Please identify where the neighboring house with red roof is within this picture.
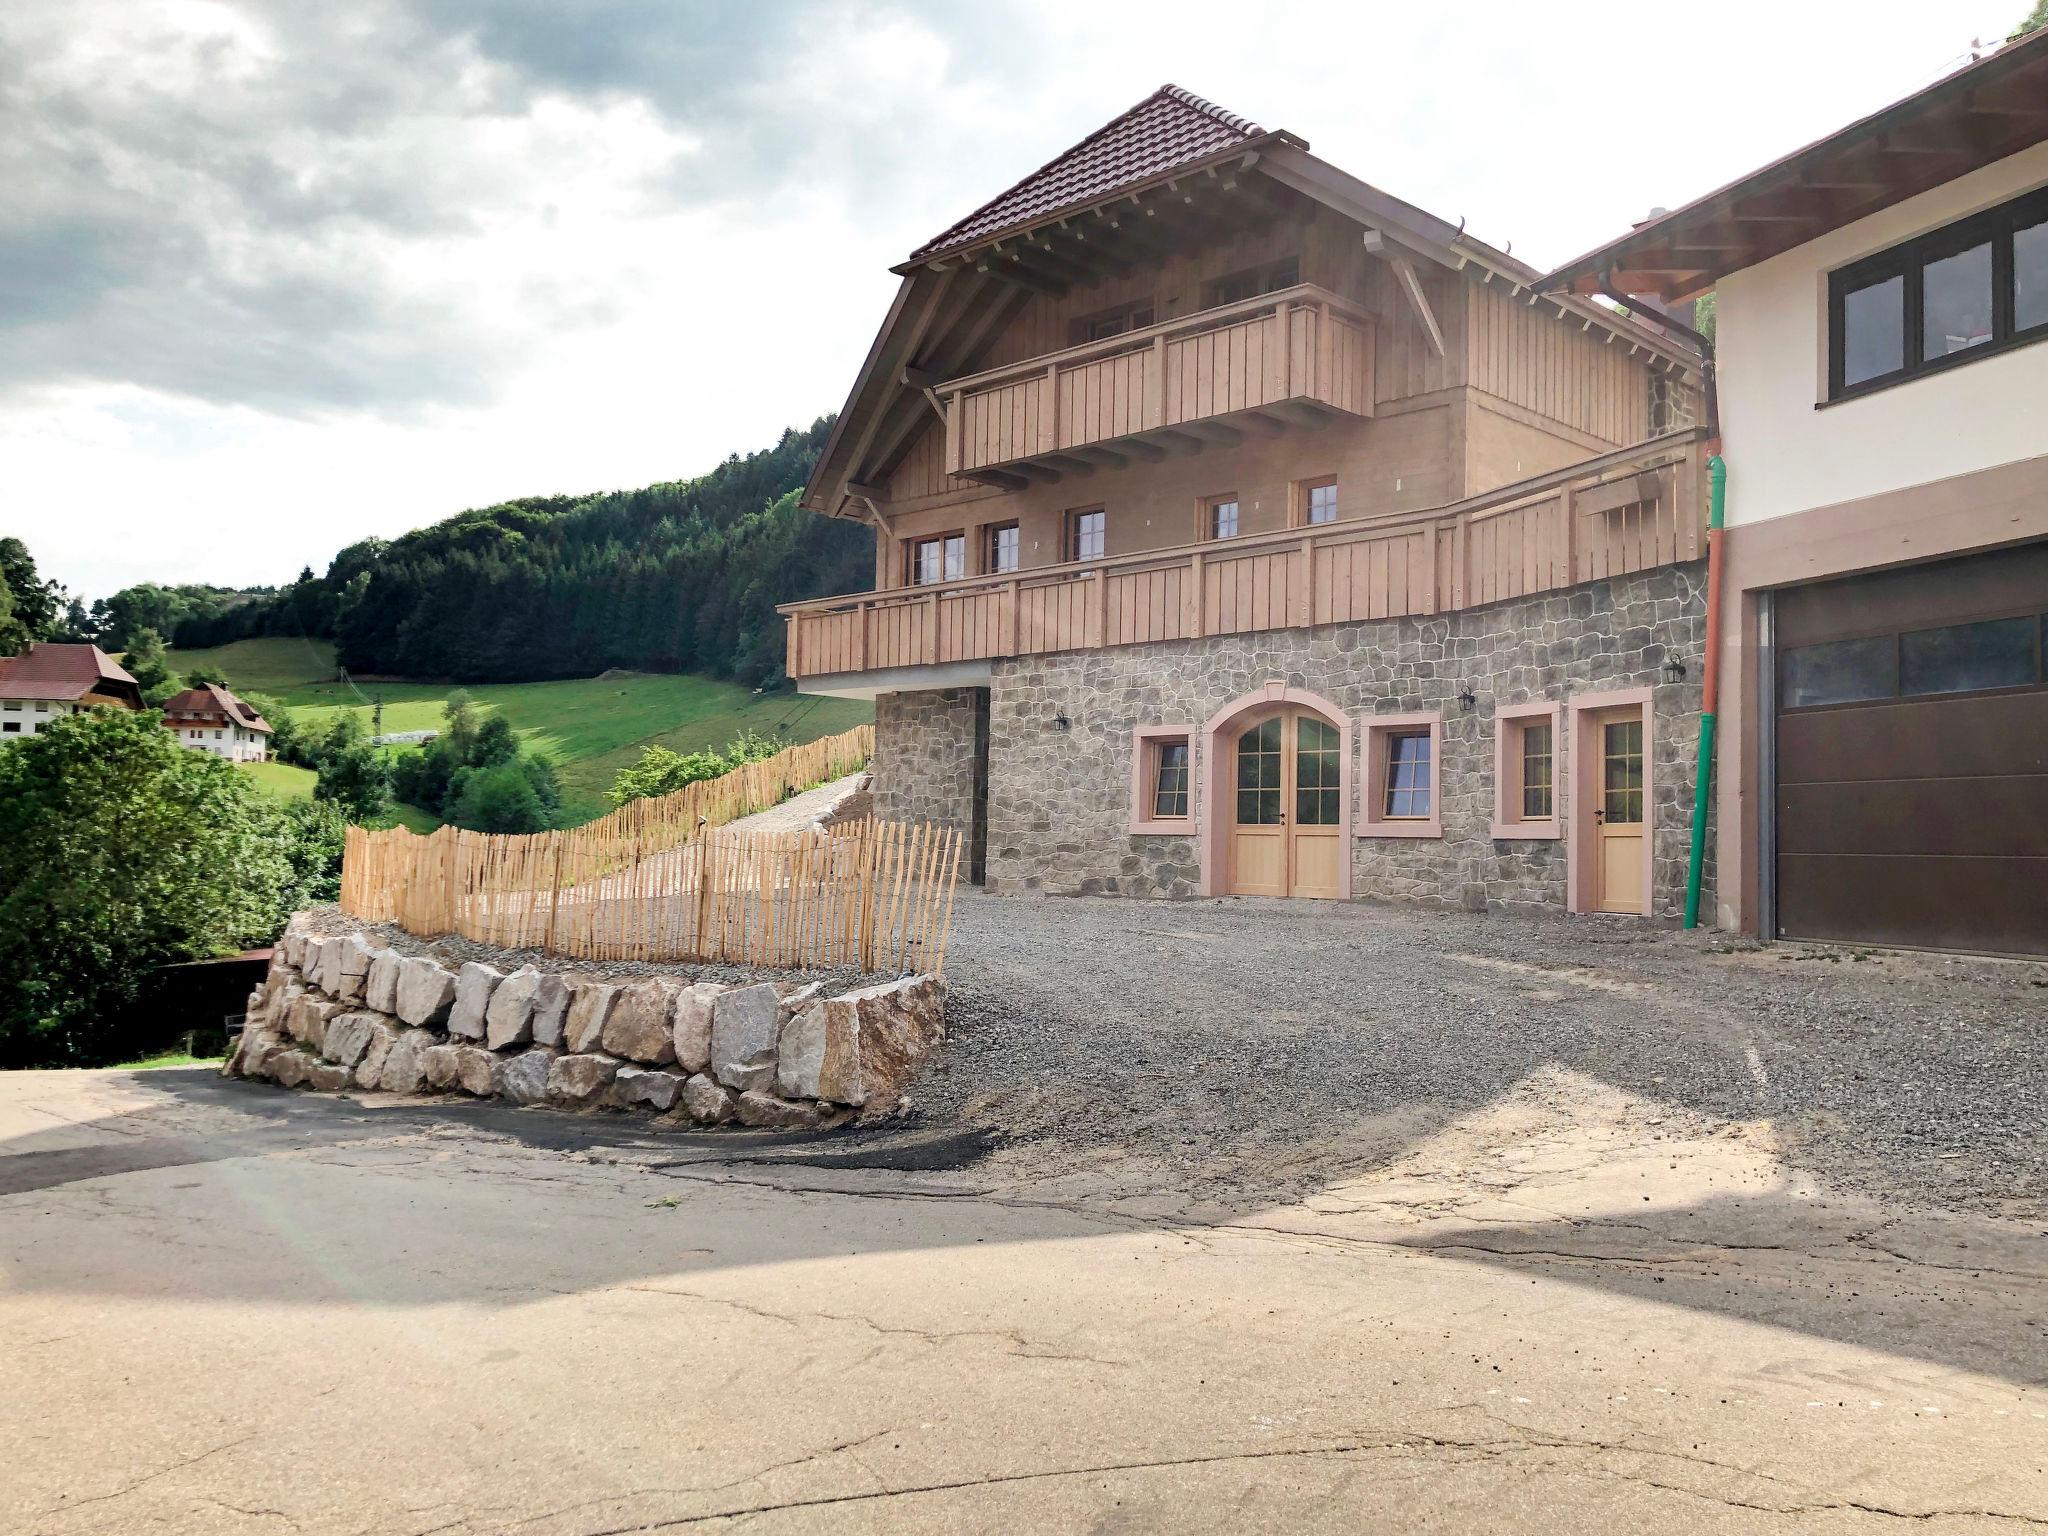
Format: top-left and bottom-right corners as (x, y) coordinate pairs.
(160, 683), (274, 763)
(0, 643), (143, 739)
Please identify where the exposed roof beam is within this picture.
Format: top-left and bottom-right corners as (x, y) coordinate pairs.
(1365, 230), (1446, 358)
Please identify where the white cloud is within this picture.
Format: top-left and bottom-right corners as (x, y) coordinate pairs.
(0, 0), (2026, 600)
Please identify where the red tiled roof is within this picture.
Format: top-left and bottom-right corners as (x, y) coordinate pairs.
(908, 84), (1265, 261)
(0, 642), (140, 702)
(161, 683), (272, 733)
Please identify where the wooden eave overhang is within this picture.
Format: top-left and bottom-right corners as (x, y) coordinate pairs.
(1542, 30), (2048, 302)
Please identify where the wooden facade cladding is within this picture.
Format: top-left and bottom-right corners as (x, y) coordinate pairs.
(941, 284), (1374, 479)
(783, 430), (1707, 680)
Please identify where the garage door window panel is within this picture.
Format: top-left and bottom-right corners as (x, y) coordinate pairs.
(1899, 615), (2040, 698)
(1781, 634), (1898, 709)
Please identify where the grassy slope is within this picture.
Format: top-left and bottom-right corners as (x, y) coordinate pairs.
(168, 637), (873, 826)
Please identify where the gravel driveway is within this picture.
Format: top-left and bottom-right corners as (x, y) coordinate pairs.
(921, 891), (2048, 1219)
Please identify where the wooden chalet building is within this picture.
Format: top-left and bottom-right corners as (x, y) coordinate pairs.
(0, 643), (142, 737)
(783, 86), (1713, 916)
(160, 683), (274, 763)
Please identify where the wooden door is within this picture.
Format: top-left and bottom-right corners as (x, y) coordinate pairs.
(1230, 715), (1288, 897)
(1593, 712), (1646, 914)
(1229, 709), (1343, 899)
(1289, 714), (1342, 899)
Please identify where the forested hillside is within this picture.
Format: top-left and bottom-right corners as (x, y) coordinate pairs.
(164, 418), (868, 686)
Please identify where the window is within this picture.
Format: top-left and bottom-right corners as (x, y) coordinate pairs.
(1491, 701), (1562, 839)
(1152, 742), (1189, 819)
(1066, 507), (1105, 562)
(1900, 616), (2039, 696)
(1235, 716), (1284, 825)
(907, 532), (965, 586)
(1072, 301), (1156, 345)
(1127, 725), (1195, 835)
(1828, 183), (2048, 400)
(1781, 634), (1897, 708)
(1602, 719), (1644, 825)
(1, 700), (18, 711)
(1295, 716), (1340, 826)
(33, 701), (48, 713)
(1300, 478), (1338, 527)
(987, 522), (1020, 575)
(1205, 494), (1239, 540)
(1383, 733), (1432, 819)
(1361, 713), (1443, 838)
(1205, 256), (1299, 308)
(2, 722), (17, 734)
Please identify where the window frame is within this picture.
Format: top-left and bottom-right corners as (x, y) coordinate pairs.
(985, 521), (1021, 575)
(1826, 182), (2048, 405)
(1491, 700), (1563, 840)
(1065, 506), (1106, 563)
(1203, 256), (1301, 309)
(904, 529), (966, 587)
(1202, 492), (1240, 542)
(1294, 476), (1339, 528)
(1359, 712), (1443, 840)
(1128, 725), (1197, 835)
(1069, 299), (1158, 346)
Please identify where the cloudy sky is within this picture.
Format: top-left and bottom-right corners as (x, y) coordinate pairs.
(1, 0), (2025, 600)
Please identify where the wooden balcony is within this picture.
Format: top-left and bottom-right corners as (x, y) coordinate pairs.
(781, 431), (1708, 685)
(942, 283), (1375, 485)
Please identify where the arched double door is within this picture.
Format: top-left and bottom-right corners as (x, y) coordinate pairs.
(1228, 707), (1343, 899)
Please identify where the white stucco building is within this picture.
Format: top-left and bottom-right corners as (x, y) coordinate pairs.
(0, 643), (144, 737)
(161, 683), (274, 763)
(1548, 31), (2048, 957)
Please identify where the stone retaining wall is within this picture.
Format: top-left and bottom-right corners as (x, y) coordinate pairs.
(224, 916), (947, 1129)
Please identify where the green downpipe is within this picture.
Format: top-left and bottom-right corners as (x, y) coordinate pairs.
(1683, 455), (1727, 929)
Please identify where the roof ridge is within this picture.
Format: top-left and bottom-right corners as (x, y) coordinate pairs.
(907, 83), (1262, 261)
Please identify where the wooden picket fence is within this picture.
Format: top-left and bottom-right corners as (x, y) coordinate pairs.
(337, 723), (961, 972)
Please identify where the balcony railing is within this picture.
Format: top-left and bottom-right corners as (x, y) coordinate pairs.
(942, 282), (1375, 481)
(781, 431), (1708, 683)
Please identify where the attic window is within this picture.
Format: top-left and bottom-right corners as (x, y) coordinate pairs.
(1206, 257), (1299, 308)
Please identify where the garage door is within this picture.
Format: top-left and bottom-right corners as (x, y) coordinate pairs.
(1775, 542), (2048, 956)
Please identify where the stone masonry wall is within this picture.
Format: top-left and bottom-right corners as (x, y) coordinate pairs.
(224, 916), (947, 1126)
(977, 563), (1711, 918)
(872, 687), (988, 880)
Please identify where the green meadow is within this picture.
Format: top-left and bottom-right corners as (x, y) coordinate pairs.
(167, 637), (872, 827)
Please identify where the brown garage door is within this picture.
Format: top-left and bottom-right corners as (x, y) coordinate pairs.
(1775, 542), (2048, 956)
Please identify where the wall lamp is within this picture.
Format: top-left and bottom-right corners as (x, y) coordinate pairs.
(1052, 708), (1072, 732)
(1457, 686), (1477, 710)
(1663, 657), (1688, 681)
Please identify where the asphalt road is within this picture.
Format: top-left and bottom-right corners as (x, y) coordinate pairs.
(3, 1051), (2044, 1534)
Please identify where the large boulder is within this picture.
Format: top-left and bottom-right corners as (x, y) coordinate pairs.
(226, 1025), (284, 1080)
(679, 1073), (737, 1125)
(602, 979), (679, 1065)
(423, 1043), (467, 1091)
(286, 994), (344, 1055)
(614, 1065), (681, 1112)
(354, 1021), (400, 1088)
(529, 973), (571, 1049)
(454, 1045), (502, 1098)
(670, 982), (722, 1075)
(735, 1090), (826, 1130)
(315, 935), (374, 1004)
(547, 1052), (620, 1106)
(447, 962), (503, 1041)
(776, 975), (946, 1109)
(364, 948), (404, 1015)
(270, 1050), (315, 1089)
(484, 966), (543, 1050)
(376, 1028), (440, 1095)
(322, 1011), (381, 1071)
(498, 1047), (556, 1105)
(395, 957), (457, 1027)
(563, 979), (618, 1054)
(710, 983), (782, 1092)
(304, 1060), (353, 1093)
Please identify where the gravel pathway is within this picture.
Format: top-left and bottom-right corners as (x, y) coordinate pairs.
(919, 890), (2048, 1219)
